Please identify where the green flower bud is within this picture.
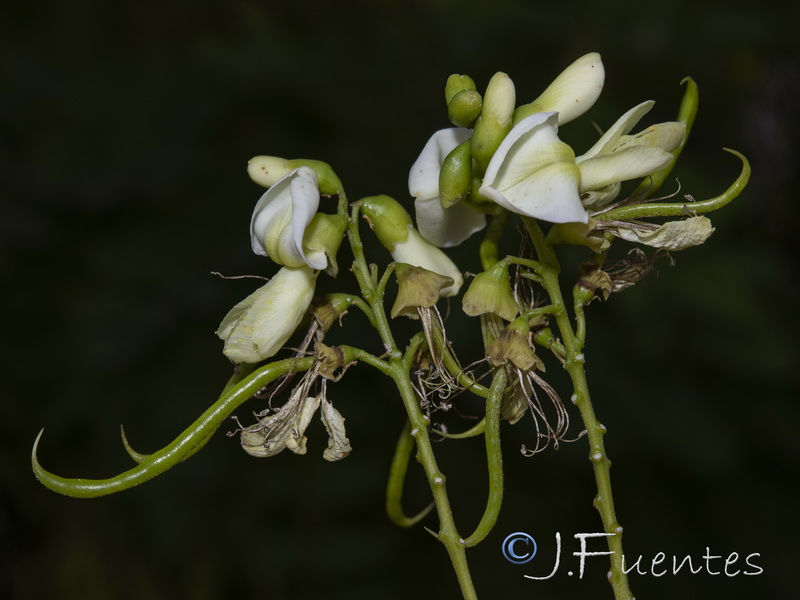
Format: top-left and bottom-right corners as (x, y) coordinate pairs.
(391, 263), (454, 319)
(448, 89), (483, 128)
(445, 74), (477, 104)
(248, 156), (292, 188)
(439, 140), (473, 208)
(486, 316), (544, 371)
(359, 195), (413, 250)
(286, 159), (344, 196)
(462, 262), (519, 321)
(302, 213), (348, 277)
(546, 220), (610, 253)
(472, 72), (516, 172)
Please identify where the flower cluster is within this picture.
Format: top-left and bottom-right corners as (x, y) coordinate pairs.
(217, 164), (346, 364)
(408, 53), (708, 252)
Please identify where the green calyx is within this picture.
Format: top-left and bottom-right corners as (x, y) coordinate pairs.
(486, 315), (543, 371)
(287, 159), (344, 196)
(462, 261), (519, 321)
(303, 213), (348, 276)
(358, 195), (413, 250)
(391, 263), (454, 319)
(546, 220), (610, 253)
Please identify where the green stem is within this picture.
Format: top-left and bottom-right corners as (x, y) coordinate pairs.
(389, 360), (477, 600)
(524, 217), (633, 600)
(347, 201), (478, 599)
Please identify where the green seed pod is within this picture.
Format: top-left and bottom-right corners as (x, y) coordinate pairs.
(448, 89), (483, 128)
(439, 140), (473, 208)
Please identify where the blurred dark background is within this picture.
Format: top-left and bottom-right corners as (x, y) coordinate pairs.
(2, 1), (797, 598)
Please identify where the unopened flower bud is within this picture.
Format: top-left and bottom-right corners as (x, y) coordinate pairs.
(486, 315), (543, 371)
(445, 74), (477, 104)
(286, 159), (344, 196)
(448, 89), (483, 128)
(391, 263), (454, 319)
(462, 262), (519, 321)
(302, 213), (348, 277)
(472, 72), (516, 172)
(248, 156), (292, 188)
(439, 140), (473, 208)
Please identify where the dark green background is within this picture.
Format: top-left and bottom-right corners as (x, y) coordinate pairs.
(2, 1), (797, 598)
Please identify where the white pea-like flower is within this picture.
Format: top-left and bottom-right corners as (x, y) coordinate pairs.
(409, 127), (486, 248)
(479, 112), (587, 223)
(250, 166), (327, 270)
(216, 265), (318, 364)
(391, 228), (464, 297)
(576, 101), (685, 208)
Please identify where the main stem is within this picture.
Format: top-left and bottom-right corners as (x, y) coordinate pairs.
(347, 204), (477, 599)
(524, 218), (634, 600)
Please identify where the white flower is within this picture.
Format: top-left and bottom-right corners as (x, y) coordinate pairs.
(576, 101), (685, 206)
(479, 112), (587, 223)
(409, 128), (486, 247)
(479, 102), (687, 223)
(250, 166), (327, 270)
(216, 265), (317, 364)
(391, 228), (464, 297)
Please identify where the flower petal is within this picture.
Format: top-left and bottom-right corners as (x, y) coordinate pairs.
(615, 121), (686, 154)
(320, 400), (352, 462)
(610, 216), (715, 250)
(250, 167), (324, 269)
(577, 101), (654, 162)
(578, 146), (674, 192)
(533, 52), (605, 125)
(481, 112), (586, 223)
(284, 395), (322, 455)
(391, 229), (463, 296)
(409, 128), (472, 201)
(217, 265), (317, 363)
(415, 196), (486, 247)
